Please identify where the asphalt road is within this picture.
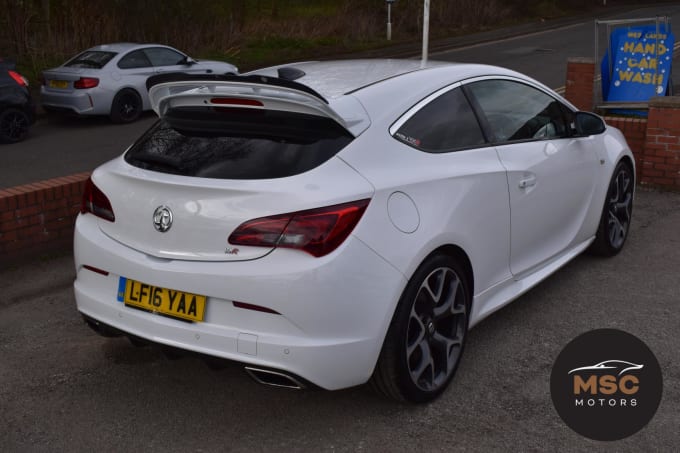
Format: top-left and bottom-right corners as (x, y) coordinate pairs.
(1, 189), (679, 451)
(2, 4), (680, 189)
(431, 3), (680, 90)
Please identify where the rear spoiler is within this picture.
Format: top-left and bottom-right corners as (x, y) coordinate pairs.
(146, 73), (370, 136)
(146, 73), (327, 104)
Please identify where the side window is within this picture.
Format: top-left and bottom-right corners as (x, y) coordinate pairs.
(144, 48), (185, 67)
(465, 80), (568, 142)
(117, 50), (152, 69)
(394, 87), (486, 153)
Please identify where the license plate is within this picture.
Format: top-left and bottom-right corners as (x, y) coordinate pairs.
(49, 80), (68, 89)
(117, 277), (206, 322)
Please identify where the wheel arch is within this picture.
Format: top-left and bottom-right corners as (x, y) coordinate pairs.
(421, 244), (474, 300)
(110, 87), (144, 122)
(112, 86), (143, 103)
(618, 155), (636, 186)
(118, 83), (151, 110)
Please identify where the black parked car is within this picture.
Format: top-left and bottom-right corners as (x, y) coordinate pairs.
(0, 58), (34, 143)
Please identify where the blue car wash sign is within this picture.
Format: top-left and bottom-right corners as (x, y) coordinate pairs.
(603, 25), (674, 103)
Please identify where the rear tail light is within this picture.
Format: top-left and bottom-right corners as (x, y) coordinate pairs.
(229, 199), (370, 257)
(8, 70), (28, 87)
(74, 77), (99, 89)
(81, 177), (115, 222)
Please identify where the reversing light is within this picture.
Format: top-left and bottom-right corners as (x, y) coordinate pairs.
(229, 199), (370, 257)
(74, 77), (99, 89)
(81, 177), (115, 222)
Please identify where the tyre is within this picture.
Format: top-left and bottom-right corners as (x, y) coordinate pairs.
(110, 89), (142, 123)
(0, 107), (30, 143)
(371, 253), (471, 403)
(589, 161), (634, 257)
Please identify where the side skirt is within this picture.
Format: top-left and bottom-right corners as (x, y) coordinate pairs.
(468, 237), (594, 328)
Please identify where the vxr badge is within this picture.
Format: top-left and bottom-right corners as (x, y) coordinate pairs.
(153, 206), (173, 232)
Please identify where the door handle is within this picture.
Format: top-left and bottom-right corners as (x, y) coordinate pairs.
(518, 175), (537, 189)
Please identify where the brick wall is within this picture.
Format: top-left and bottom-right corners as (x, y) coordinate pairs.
(603, 116), (648, 172)
(0, 172), (90, 268)
(565, 57), (595, 112)
(643, 97), (680, 187)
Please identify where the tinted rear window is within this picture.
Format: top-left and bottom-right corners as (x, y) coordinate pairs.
(125, 107), (353, 179)
(65, 51), (116, 69)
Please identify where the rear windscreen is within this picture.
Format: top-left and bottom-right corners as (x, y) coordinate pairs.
(65, 51), (116, 69)
(124, 107), (353, 179)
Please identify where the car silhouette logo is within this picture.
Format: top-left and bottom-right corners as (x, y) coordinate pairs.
(568, 360), (644, 376)
(153, 206), (173, 232)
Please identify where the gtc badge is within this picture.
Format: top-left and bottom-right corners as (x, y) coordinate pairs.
(153, 206), (173, 232)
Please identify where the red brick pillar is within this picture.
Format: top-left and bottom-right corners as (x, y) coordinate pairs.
(604, 117), (647, 172)
(564, 57), (595, 111)
(642, 97), (680, 189)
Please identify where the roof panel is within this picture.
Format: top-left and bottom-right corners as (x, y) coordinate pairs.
(247, 59), (451, 99)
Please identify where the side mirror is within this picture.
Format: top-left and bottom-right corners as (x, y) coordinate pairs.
(572, 112), (606, 136)
(182, 56), (197, 66)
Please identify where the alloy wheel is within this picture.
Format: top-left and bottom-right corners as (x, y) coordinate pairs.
(119, 94), (140, 121)
(0, 109), (29, 142)
(406, 267), (467, 392)
(607, 167), (633, 250)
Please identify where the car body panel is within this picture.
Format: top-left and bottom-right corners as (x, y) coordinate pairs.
(93, 155), (374, 262)
(495, 137), (600, 276)
(75, 213), (407, 390)
(73, 59), (635, 390)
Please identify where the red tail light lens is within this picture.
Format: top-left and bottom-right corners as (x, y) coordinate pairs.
(8, 70), (28, 87)
(229, 199), (370, 257)
(81, 177), (115, 222)
(74, 77), (99, 89)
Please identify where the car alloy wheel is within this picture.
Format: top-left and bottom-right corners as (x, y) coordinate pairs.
(606, 165), (633, 250)
(406, 266), (468, 392)
(110, 89), (142, 123)
(589, 161), (634, 256)
(0, 108), (30, 143)
(371, 253), (470, 403)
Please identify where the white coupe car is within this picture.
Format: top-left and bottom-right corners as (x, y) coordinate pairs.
(73, 59), (634, 402)
(41, 43), (237, 123)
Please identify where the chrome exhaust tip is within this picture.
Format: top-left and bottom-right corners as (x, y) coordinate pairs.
(244, 366), (305, 390)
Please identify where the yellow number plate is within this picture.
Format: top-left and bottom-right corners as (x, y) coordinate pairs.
(118, 277), (206, 322)
(49, 80), (68, 89)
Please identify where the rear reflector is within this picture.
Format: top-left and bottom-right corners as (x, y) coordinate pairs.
(210, 98), (264, 107)
(83, 265), (109, 276)
(233, 301), (281, 315)
(229, 199), (370, 257)
(74, 77), (99, 89)
(81, 177), (115, 222)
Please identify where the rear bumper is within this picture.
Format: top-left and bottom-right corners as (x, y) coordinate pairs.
(74, 214), (406, 390)
(40, 86), (106, 115)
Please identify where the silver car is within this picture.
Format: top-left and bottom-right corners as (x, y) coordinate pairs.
(41, 43), (238, 123)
